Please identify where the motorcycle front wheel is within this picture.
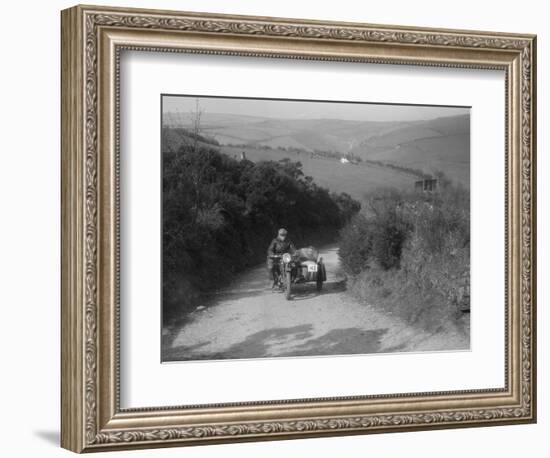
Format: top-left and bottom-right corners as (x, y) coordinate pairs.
(285, 271), (292, 300)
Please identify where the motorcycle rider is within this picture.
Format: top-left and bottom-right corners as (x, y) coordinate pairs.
(267, 228), (296, 288)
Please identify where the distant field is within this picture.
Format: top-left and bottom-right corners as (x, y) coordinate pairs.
(361, 133), (470, 186)
(164, 111), (470, 189)
(221, 145), (415, 204)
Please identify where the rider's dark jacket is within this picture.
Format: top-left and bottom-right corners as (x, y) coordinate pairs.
(267, 237), (296, 257)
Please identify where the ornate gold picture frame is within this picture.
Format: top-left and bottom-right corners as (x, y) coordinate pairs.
(61, 4), (536, 453)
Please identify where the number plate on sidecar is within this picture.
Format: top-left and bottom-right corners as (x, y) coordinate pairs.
(307, 264), (318, 272)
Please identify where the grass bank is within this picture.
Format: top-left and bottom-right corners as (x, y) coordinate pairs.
(338, 174), (470, 333)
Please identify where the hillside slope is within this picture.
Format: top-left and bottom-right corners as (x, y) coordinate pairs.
(162, 127), (422, 204)
(164, 111), (470, 187)
(220, 144), (415, 202)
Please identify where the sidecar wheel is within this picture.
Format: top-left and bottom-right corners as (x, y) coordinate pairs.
(316, 276), (323, 292)
(285, 271), (292, 300)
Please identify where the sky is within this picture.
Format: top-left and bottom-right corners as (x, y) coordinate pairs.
(162, 94), (470, 123)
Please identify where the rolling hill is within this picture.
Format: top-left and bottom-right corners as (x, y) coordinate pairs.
(220, 144), (415, 202)
(163, 111), (470, 203)
(163, 111), (470, 187)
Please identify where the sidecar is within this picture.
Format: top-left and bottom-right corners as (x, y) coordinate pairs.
(296, 258), (326, 285)
(281, 247), (327, 300)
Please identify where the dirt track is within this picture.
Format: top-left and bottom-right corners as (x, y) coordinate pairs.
(162, 246), (468, 361)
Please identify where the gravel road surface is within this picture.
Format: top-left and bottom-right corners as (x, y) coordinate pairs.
(162, 246), (468, 361)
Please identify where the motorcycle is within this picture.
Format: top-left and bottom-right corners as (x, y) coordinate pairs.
(268, 251), (327, 300)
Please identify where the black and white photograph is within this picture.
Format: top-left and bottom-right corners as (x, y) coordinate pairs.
(161, 95), (471, 362)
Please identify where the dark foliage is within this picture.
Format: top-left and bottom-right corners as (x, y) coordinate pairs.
(163, 142), (360, 317)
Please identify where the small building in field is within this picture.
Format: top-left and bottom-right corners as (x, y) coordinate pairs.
(415, 178), (438, 192)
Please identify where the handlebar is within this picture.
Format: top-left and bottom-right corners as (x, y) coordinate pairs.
(268, 254), (298, 260)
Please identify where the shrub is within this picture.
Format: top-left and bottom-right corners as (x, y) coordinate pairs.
(338, 177), (470, 331)
(163, 141), (361, 320)
(338, 187), (412, 273)
(338, 214), (372, 275)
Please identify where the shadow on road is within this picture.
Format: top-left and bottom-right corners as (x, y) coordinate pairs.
(289, 280), (346, 301)
(280, 327), (389, 357)
(165, 325), (389, 361)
